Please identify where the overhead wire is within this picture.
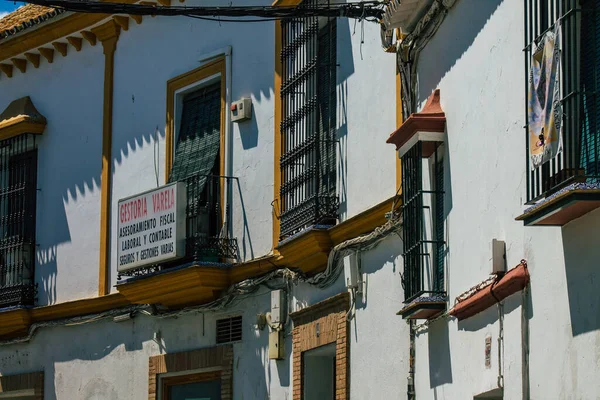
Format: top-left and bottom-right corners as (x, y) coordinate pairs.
(21, 0), (386, 21)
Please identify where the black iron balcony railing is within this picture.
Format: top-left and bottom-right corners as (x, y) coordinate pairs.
(524, 0), (600, 203)
(118, 174), (239, 279)
(0, 134), (38, 308)
(401, 142), (445, 303)
(183, 174), (238, 263)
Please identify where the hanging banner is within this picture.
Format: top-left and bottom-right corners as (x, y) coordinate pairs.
(117, 182), (187, 273)
(528, 22), (563, 170)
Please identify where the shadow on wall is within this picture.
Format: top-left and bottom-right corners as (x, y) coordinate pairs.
(563, 208), (600, 336)
(417, 0), (504, 105)
(336, 17), (356, 221)
(427, 319), (453, 388)
(34, 109), (102, 305)
(456, 289), (523, 332)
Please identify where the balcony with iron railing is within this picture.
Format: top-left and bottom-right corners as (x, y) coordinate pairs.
(517, 0), (600, 226)
(117, 174), (239, 281)
(387, 90), (447, 320)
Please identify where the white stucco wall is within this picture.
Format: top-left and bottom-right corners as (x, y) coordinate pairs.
(0, 1), (398, 303)
(411, 0), (600, 398)
(0, 43), (105, 306)
(0, 234), (408, 400)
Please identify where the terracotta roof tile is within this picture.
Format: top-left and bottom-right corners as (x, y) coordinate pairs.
(0, 5), (65, 41)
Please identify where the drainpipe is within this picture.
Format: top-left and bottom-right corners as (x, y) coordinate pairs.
(521, 286), (530, 400)
(408, 320), (416, 400)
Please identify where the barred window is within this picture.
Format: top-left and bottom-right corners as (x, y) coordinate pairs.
(524, 0), (600, 202)
(401, 143), (445, 302)
(168, 81), (238, 264)
(279, 0), (338, 240)
(0, 134), (38, 308)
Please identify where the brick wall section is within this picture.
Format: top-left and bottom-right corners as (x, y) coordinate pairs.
(290, 292), (350, 400)
(148, 345), (233, 400)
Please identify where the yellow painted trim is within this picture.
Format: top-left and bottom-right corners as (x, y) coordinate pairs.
(0, 293), (129, 339)
(0, 120), (46, 141)
(273, 20), (283, 249)
(165, 58), (226, 182)
(0, 197), (400, 339)
(31, 293), (130, 321)
(24, 52), (41, 68)
(92, 20), (121, 296)
(0, 63), (13, 78)
(117, 265), (229, 308)
(329, 197), (396, 245)
(11, 58), (26, 73)
(165, 57), (227, 221)
(395, 66), (402, 192)
(52, 41), (68, 57)
(0, 0), (140, 63)
(66, 36), (83, 51)
(38, 47), (54, 63)
(81, 31), (97, 46)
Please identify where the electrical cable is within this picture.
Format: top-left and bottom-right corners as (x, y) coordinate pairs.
(21, 0), (386, 21)
(0, 199), (402, 347)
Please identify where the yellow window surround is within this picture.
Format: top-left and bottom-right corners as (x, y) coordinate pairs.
(166, 57), (227, 190)
(0, 96), (47, 141)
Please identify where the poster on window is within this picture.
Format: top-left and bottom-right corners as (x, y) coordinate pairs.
(528, 22), (563, 170)
(117, 182), (187, 273)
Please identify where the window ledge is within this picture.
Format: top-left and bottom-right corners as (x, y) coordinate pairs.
(0, 96), (46, 140)
(277, 196), (397, 274)
(516, 182), (600, 226)
(0, 197), (398, 339)
(116, 264), (230, 309)
(0, 307), (31, 338)
(397, 296), (446, 320)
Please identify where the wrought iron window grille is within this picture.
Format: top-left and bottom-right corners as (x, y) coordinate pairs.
(524, 0), (600, 204)
(401, 142), (446, 303)
(0, 134), (38, 308)
(279, 0), (339, 240)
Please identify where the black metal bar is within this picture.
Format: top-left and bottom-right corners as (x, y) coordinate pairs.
(525, 1), (599, 202)
(0, 134), (38, 308)
(279, 0), (338, 240)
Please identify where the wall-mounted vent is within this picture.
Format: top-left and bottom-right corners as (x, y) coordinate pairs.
(216, 316), (242, 344)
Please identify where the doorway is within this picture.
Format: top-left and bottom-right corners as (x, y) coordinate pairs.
(303, 343), (336, 400)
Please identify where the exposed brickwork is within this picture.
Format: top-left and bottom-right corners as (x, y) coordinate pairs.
(290, 292), (350, 400)
(148, 345), (233, 400)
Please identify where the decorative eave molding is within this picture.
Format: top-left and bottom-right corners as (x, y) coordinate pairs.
(0, 5), (148, 78)
(0, 96), (47, 140)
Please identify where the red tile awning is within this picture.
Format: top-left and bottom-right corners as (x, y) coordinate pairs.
(386, 89), (446, 157)
(449, 261), (530, 321)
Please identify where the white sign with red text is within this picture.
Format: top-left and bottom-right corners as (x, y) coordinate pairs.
(117, 182), (187, 273)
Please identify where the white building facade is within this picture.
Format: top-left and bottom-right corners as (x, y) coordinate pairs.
(0, 0), (598, 399)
